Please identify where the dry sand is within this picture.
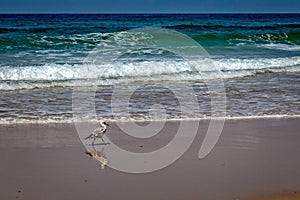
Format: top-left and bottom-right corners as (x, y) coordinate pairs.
(243, 192), (300, 200)
(0, 118), (299, 200)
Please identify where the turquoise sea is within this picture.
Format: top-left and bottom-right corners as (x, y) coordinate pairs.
(0, 14), (299, 123)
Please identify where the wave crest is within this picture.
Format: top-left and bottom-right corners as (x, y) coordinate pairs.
(0, 56), (299, 90)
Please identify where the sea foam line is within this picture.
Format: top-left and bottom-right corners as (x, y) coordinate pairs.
(1, 114), (300, 125)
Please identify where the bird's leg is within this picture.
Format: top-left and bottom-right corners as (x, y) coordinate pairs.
(92, 137), (96, 146)
(101, 137), (105, 143)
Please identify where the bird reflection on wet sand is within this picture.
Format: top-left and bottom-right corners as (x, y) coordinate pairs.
(85, 145), (108, 169)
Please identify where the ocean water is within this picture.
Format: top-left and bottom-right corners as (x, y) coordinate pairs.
(0, 14), (299, 124)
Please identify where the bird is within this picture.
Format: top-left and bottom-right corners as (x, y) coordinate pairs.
(85, 121), (109, 145)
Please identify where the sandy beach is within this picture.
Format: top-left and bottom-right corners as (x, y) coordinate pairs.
(0, 118), (299, 200)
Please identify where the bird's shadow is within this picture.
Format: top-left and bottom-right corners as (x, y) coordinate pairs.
(88, 142), (111, 146)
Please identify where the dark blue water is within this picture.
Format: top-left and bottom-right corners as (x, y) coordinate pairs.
(0, 14), (299, 123)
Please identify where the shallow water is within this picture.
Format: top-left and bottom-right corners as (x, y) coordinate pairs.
(0, 72), (299, 124)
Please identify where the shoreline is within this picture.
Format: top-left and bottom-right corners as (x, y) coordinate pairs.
(1, 118), (300, 200)
(0, 114), (300, 125)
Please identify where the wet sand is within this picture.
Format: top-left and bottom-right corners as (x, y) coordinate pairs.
(0, 118), (300, 200)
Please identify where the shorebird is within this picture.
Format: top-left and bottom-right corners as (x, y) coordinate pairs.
(85, 121), (109, 145)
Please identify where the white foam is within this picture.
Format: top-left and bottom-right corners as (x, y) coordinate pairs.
(0, 56), (299, 91)
(214, 56), (300, 71)
(1, 114), (300, 125)
(258, 43), (300, 51)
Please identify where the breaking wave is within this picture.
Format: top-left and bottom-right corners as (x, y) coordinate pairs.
(0, 56), (299, 90)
